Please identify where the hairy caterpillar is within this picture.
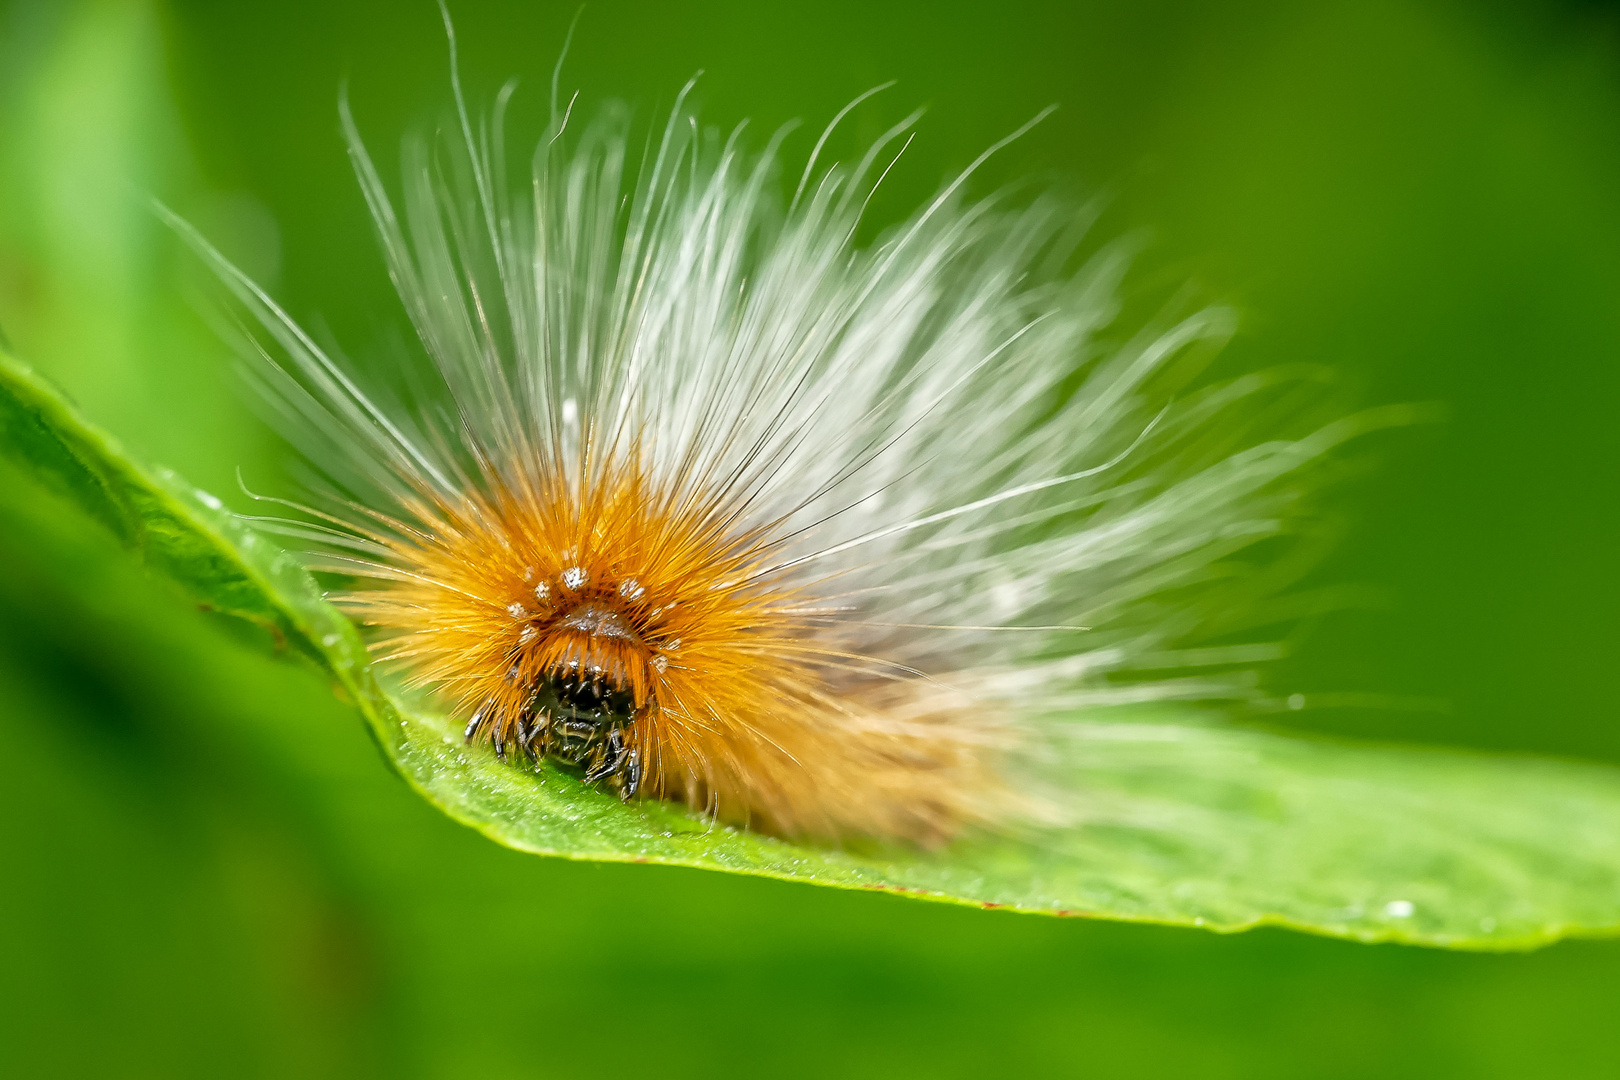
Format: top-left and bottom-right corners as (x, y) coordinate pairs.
(175, 20), (1357, 846)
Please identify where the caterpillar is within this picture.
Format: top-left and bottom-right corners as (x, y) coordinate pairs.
(175, 19), (1354, 846)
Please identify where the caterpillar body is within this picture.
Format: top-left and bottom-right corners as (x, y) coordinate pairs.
(178, 33), (1349, 846)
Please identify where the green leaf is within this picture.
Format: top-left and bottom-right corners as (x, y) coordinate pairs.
(4, 346), (1618, 951)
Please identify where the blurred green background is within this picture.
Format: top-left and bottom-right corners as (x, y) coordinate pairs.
(3, 0), (1620, 1075)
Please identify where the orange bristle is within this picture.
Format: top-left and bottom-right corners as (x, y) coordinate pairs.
(334, 451), (1007, 844)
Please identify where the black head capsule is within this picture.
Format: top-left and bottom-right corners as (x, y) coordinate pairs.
(555, 665), (636, 720)
(524, 662), (643, 798)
